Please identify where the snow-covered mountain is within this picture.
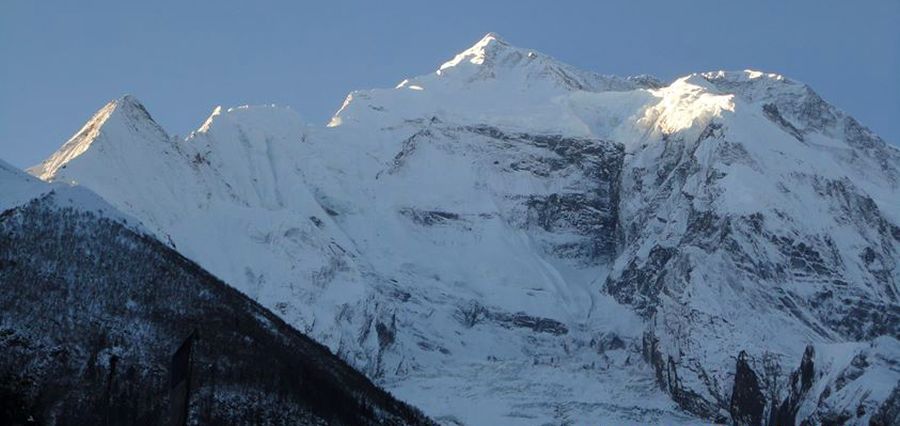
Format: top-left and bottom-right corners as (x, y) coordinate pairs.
(0, 159), (433, 425)
(31, 33), (900, 425)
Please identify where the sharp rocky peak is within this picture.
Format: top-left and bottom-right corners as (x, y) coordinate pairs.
(336, 33), (662, 128)
(76, 94), (163, 137)
(434, 31), (578, 81)
(427, 33), (661, 92)
(437, 32), (518, 72)
(92, 94), (160, 130)
(29, 94), (170, 181)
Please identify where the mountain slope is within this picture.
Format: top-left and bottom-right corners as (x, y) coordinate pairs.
(604, 71), (900, 423)
(32, 34), (900, 425)
(0, 161), (433, 425)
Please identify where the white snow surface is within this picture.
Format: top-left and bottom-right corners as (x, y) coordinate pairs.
(1, 159), (49, 212)
(28, 33), (900, 425)
(1, 158), (138, 226)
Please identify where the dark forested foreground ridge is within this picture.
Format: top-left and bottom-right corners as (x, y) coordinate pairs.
(0, 193), (434, 425)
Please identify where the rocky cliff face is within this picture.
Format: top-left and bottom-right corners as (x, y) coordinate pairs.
(28, 34), (900, 425)
(604, 71), (900, 424)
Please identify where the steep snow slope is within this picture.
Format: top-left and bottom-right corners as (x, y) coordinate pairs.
(0, 160), (433, 425)
(32, 34), (900, 425)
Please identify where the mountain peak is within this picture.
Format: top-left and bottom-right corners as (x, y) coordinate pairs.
(427, 33), (656, 93)
(117, 93), (146, 109)
(481, 31), (505, 43)
(472, 31), (509, 51)
(110, 94), (157, 124)
(80, 94), (158, 136)
(437, 32), (522, 73)
(331, 33), (661, 126)
(30, 94), (170, 181)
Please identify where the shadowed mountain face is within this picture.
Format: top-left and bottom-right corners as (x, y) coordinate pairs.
(0, 187), (433, 425)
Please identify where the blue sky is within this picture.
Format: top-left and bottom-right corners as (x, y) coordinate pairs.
(2, 0), (898, 168)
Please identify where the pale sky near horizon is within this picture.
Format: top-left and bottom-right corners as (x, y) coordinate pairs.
(1, 0), (898, 168)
